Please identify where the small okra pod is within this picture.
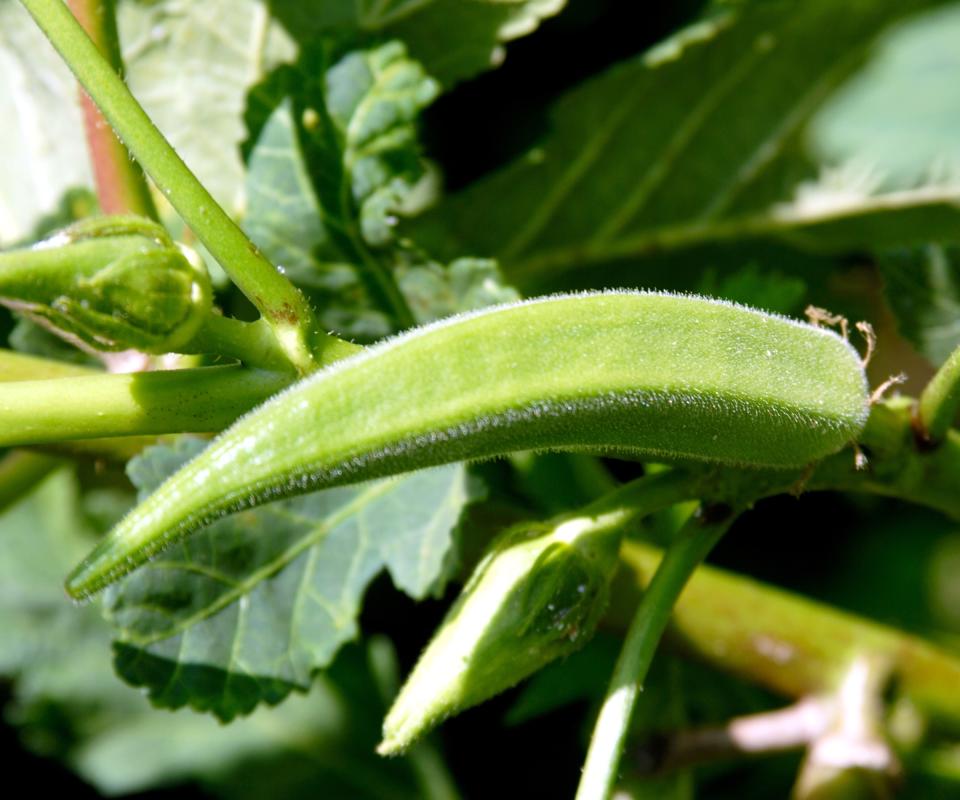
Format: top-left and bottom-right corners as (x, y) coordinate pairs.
(378, 516), (623, 755)
(66, 291), (869, 599)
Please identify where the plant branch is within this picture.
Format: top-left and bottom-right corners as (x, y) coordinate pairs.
(0, 365), (291, 445)
(611, 540), (960, 730)
(67, 0), (157, 218)
(917, 345), (960, 445)
(182, 314), (360, 373)
(0, 348), (96, 380)
(20, 0), (340, 373)
(576, 504), (738, 800)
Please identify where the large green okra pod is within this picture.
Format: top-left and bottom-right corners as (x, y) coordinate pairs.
(66, 291), (869, 598)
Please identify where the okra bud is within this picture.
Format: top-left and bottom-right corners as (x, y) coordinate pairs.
(379, 517), (622, 754)
(0, 215), (211, 353)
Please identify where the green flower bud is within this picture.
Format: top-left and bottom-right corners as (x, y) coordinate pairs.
(0, 215), (211, 353)
(379, 516), (622, 755)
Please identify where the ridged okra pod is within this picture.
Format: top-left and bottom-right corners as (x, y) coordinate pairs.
(66, 291), (870, 598)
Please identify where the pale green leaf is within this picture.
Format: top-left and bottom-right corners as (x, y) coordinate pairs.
(408, 0), (960, 287)
(0, 0), (294, 244)
(104, 437), (474, 720)
(810, 3), (960, 188)
(118, 0), (296, 215)
(0, 2), (93, 246)
(398, 257), (520, 324)
(0, 470), (108, 697)
(74, 643), (433, 800)
(267, 0), (566, 86)
(0, 473), (438, 798)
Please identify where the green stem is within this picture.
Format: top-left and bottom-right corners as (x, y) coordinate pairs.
(181, 315), (341, 373)
(67, 0), (157, 218)
(574, 466), (706, 534)
(0, 450), (63, 513)
(917, 345), (960, 445)
(0, 348), (95, 380)
(576, 505), (737, 800)
(613, 540), (960, 730)
(20, 0), (337, 373)
(808, 398), (960, 521)
(0, 365), (291, 445)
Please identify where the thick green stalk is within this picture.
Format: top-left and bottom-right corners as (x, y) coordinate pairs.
(183, 315), (359, 373)
(809, 397), (960, 521)
(67, 0), (157, 218)
(0, 366), (291, 445)
(0, 349), (95, 380)
(19, 0), (338, 373)
(917, 345), (960, 445)
(613, 540), (960, 728)
(576, 505), (737, 800)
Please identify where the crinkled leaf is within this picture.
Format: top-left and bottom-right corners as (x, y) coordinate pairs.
(243, 41), (439, 336)
(74, 642), (433, 800)
(398, 257), (520, 324)
(0, 473), (437, 798)
(879, 245), (960, 366)
(267, 0), (566, 86)
(409, 0), (960, 287)
(244, 99), (391, 338)
(104, 437), (475, 720)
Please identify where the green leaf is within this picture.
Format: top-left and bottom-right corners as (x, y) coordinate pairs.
(267, 0), (566, 86)
(104, 437), (474, 720)
(697, 263), (806, 316)
(398, 257), (520, 324)
(0, 472), (441, 798)
(809, 4), (960, 189)
(118, 0), (297, 216)
(0, 1), (295, 243)
(73, 643), (436, 800)
(0, 469), (109, 698)
(242, 40), (439, 334)
(244, 98), (392, 339)
(0, 3), (93, 246)
(879, 245), (960, 366)
(408, 0), (960, 287)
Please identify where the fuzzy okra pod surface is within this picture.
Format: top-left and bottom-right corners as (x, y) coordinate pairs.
(66, 291), (870, 598)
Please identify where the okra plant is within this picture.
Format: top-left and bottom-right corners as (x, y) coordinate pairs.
(3, 0), (960, 797)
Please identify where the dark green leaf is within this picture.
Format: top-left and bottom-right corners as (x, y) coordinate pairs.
(408, 0), (960, 288)
(105, 438), (475, 720)
(879, 245), (960, 366)
(267, 0), (566, 86)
